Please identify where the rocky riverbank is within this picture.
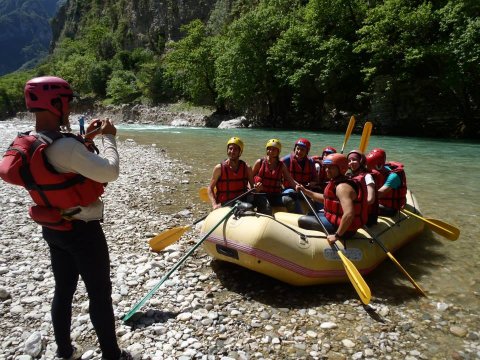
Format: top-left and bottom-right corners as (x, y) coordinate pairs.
(0, 119), (479, 360)
(12, 104), (253, 130)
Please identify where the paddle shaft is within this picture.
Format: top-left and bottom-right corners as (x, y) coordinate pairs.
(188, 186), (253, 225)
(201, 187), (256, 206)
(124, 204), (238, 322)
(203, 188), (256, 221)
(150, 188), (256, 252)
(340, 116), (356, 154)
(300, 191), (346, 254)
(364, 227), (426, 296)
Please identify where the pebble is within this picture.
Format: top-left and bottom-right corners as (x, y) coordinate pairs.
(81, 350), (95, 359)
(320, 321), (338, 329)
(23, 332), (42, 357)
(450, 326), (468, 337)
(342, 339), (355, 348)
(0, 119), (479, 359)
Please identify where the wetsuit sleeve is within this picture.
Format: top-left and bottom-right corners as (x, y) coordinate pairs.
(384, 172), (400, 189)
(45, 135), (120, 183)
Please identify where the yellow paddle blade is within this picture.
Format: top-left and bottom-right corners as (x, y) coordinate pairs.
(341, 115), (356, 154)
(149, 225), (192, 252)
(386, 252), (427, 297)
(425, 218), (460, 240)
(402, 209), (460, 241)
(198, 187), (210, 202)
(359, 121), (372, 153)
(337, 250), (371, 305)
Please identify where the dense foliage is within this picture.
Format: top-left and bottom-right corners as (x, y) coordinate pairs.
(0, 0), (478, 137)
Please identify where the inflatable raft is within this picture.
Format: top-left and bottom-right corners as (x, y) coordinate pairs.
(201, 190), (424, 286)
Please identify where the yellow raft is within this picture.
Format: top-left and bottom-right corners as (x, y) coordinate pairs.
(201, 190), (424, 286)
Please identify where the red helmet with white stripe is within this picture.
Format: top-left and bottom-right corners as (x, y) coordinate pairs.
(294, 138), (311, 154)
(323, 153), (349, 174)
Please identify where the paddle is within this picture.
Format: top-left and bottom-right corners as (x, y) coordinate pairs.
(299, 191), (371, 305)
(340, 115), (356, 154)
(198, 187), (209, 202)
(401, 209), (459, 241)
(359, 121), (372, 154)
(363, 227), (426, 296)
(149, 188), (255, 252)
(123, 204), (239, 322)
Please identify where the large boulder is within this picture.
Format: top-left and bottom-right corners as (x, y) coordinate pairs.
(217, 116), (249, 129)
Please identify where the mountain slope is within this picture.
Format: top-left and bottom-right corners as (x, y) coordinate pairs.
(0, 0), (63, 75)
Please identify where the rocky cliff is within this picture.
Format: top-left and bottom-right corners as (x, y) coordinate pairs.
(51, 0), (220, 52)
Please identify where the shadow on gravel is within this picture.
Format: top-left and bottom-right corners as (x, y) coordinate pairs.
(209, 227), (446, 308)
(211, 259), (370, 308)
(123, 310), (179, 329)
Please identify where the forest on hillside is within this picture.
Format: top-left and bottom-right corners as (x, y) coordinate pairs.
(0, 0), (63, 75)
(0, 0), (479, 138)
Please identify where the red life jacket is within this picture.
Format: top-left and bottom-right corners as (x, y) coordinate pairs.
(0, 131), (105, 230)
(376, 161), (407, 210)
(215, 159), (249, 204)
(255, 158), (283, 194)
(282, 153), (315, 187)
(351, 171), (378, 223)
(323, 176), (368, 232)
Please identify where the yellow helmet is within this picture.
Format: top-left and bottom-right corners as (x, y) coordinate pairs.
(265, 138), (282, 153)
(227, 136), (244, 155)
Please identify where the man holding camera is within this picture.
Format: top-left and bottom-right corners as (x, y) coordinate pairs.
(0, 76), (131, 359)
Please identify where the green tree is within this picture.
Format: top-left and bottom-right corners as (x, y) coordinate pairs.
(55, 53), (98, 94)
(163, 20), (218, 106)
(436, 0), (480, 134)
(355, 0), (437, 83)
(106, 70), (141, 104)
(215, 0), (300, 123)
(89, 61), (112, 97)
(354, 0), (479, 136)
(83, 22), (118, 60)
(269, 0), (367, 125)
(0, 71), (33, 119)
(354, 0), (442, 132)
(136, 62), (170, 104)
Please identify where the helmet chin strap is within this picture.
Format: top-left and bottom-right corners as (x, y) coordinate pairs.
(58, 108), (71, 132)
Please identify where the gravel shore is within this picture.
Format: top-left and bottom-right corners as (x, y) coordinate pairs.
(0, 119), (479, 360)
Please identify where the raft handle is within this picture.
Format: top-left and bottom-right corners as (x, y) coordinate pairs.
(216, 244), (239, 259)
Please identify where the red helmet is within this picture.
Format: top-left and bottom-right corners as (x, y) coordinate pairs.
(366, 148), (386, 170)
(294, 138), (311, 153)
(322, 146), (337, 158)
(24, 76), (74, 117)
(323, 153), (349, 174)
(347, 149), (367, 167)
